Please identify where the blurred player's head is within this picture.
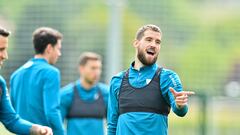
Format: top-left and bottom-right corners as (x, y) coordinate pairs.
(0, 27), (10, 68)
(78, 52), (102, 85)
(133, 24), (162, 66)
(33, 27), (63, 64)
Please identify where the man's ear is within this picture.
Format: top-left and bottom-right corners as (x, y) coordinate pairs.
(133, 39), (139, 48)
(78, 65), (84, 75)
(45, 44), (53, 54)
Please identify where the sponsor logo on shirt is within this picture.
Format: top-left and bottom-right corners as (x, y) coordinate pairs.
(94, 93), (99, 100)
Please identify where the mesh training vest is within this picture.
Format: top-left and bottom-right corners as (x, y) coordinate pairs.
(119, 67), (170, 116)
(67, 84), (106, 118)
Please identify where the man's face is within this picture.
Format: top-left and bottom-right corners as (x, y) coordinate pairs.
(0, 36), (8, 68)
(135, 30), (162, 66)
(79, 60), (102, 85)
(48, 40), (62, 65)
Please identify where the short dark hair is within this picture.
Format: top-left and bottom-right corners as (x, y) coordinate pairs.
(135, 24), (162, 40)
(0, 27), (10, 37)
(78, 52), (102, 66)
(32, 27), (63, 54)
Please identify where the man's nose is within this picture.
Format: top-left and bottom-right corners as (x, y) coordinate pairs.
(149, 42), (157, 48)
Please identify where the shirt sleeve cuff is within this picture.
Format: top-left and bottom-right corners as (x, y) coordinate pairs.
(172, 103), (188, 117)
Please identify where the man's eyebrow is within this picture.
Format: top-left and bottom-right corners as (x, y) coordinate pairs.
(157, 39), (162, 42)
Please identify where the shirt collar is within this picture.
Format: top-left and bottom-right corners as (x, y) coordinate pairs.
(31, 58), (48, 63)
(130, 61), (157, 72)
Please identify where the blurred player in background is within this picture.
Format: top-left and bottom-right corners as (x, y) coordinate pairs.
(60, 52), (109, 135)
(10, 27), (64, 135)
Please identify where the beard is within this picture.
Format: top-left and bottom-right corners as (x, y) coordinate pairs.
(137, 48), (158, 66)
(84, 77), (97, 85)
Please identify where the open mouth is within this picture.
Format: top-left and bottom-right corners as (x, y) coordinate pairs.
(146, 49), (155, 56)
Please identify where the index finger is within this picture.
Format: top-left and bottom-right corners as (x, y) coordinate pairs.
(182, 91), (195, 96)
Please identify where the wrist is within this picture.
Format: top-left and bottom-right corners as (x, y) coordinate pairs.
(30, 124), (41, 135)
(176, 103), (186, 109)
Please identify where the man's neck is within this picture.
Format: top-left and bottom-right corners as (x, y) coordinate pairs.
(80, 78), (94, 90)
(34, 54), (49, 63)
(134, 57), (144, 71)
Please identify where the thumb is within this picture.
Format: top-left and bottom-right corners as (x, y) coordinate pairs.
(40, 128), (47, 134)
(169, 87), (178, 97)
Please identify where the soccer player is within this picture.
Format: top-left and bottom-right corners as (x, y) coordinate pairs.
(0, 26), (52, 135)
(60, 52), (109, 135)
(10, 27), (64, 135)
(107, 24), (194, 135)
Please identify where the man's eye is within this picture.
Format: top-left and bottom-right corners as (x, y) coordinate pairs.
(146, 38), (151, 42)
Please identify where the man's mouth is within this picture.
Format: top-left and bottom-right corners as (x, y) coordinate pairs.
(146, 49), (155, 56)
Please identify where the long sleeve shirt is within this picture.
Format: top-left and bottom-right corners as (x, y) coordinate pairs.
(0, 75), (33, 135)
(60, 80), (109, 135)
(10, 58), (64, 135)
(107, 63), (188, 135)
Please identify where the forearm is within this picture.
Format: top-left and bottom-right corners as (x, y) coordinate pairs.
(107, 109), (118, 134)
(43, 71), (64, 134)
(6, 118), (32, 134)
(107, 76), (123, 135)
(107, 94), (119, 135)
(43, 98), (64, 135)
(46, 112), (64, 135)
(0, 88), (32, 134)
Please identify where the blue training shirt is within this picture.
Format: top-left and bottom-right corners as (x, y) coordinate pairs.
(0, 75), (32, 134)
(10, 58), (64, 135)
(60, 80), (109, 135)
(107, 63), (188, 135)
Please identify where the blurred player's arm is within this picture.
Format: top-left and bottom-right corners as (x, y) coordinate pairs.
(43, 69), (64, 135)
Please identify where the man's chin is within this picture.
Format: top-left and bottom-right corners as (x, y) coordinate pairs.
(145, 62), (155, 66)
(85, 79), (97, 85)
(49, 61), (57, 65)
(143, 59), (157, 66)
(138, 52), (158, 66)
(145, 57), (157, 65)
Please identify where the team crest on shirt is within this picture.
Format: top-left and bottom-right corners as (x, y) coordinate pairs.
(94, 93), (99, 100)
(146, 79), (151, 84)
